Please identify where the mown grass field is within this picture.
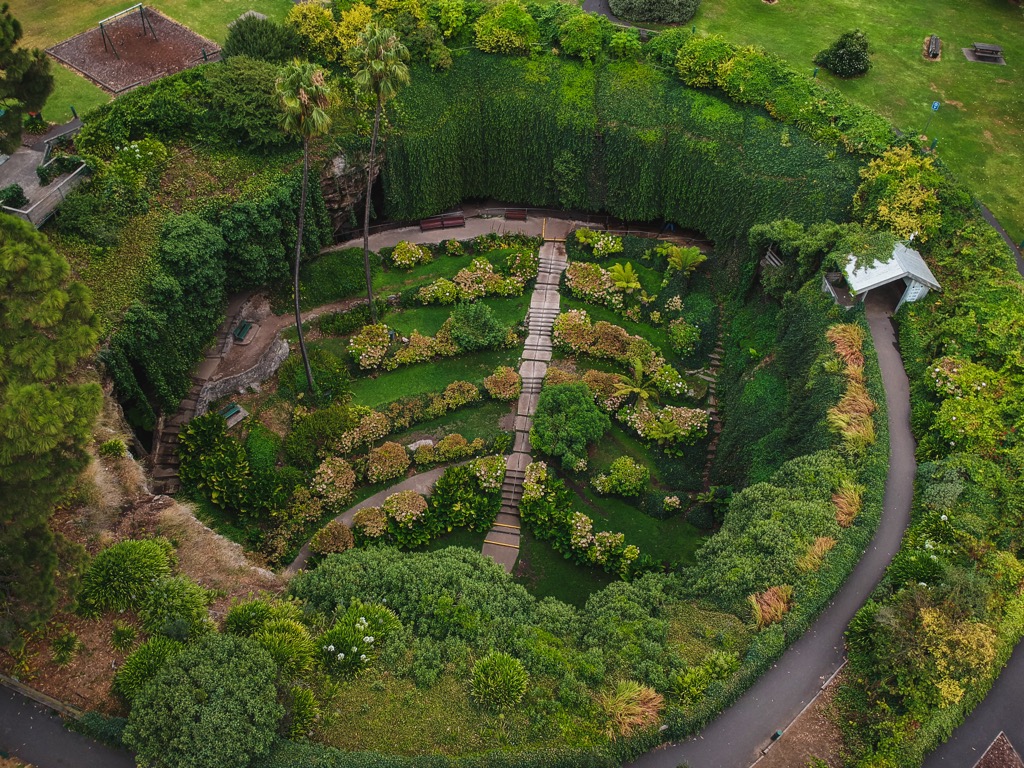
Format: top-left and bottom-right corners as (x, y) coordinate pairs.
(693, 0), (1024, 241)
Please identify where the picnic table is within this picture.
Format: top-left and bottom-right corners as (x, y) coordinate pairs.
(972, 42), (1003, 61)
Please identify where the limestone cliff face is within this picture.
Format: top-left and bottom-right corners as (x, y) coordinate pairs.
(320, 151), (379, 236)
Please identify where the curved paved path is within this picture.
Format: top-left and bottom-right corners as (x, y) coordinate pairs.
(0, 688), (134, 768)
(630, 292), (915, 768)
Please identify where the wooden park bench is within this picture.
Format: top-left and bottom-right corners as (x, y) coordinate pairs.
(441, 212), (465, 229)
(927, 35), (940, 59)
(420, 216), (445, 232)
(505, 209), (528, 221)
(219, 403), (241, 420)
(232, 320), (252, 343)
(972, 42), (1003, 62)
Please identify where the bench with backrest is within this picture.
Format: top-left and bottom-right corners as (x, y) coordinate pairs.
(972, 42), (1003, 61)
(441, 213), (465, 229)
(505, 209), (527, 221)
(420, 217), (445, 232)
(219, 403), (241, 420)
(232, 320), (253, 342)
(927, 35), (940, 59)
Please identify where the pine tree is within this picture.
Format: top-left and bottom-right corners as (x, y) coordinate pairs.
(0, 4), (54, 154)
(0, 214), (101, 646)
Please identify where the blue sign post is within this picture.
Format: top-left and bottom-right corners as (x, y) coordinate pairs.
(924, 100), (940, 136)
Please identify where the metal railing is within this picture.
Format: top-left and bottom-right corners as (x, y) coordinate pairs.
(1, 162), (88, 227)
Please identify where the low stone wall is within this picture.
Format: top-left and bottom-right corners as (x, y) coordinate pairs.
(196, 335), (289, 417)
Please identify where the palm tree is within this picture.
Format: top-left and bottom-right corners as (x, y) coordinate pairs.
(277, 60), (334, 394)
(613, 359), (660, 404)
(351, 23), (410, 323)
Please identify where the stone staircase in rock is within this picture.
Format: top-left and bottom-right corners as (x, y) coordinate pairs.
(700, 340), (726, 491)
(482, 240), (567, 572)
(150, 294), (250, 494)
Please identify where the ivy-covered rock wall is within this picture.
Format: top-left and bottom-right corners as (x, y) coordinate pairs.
(384, 53), (863, 245)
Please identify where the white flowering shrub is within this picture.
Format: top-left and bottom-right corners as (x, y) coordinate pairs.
(319, 600), (402, 678)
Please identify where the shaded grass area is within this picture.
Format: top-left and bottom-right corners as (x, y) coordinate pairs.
(514, 528), (614, 607)
(589, 423), (667, 485)
(567, 478), (706, 566)
(374, 248), (518, 294)
(692, 0), (1024, 241)
(387, 400), (513, 445)
(347, 348), (519, 407)
(321, 673), (499, 755)
(387, 295), (529, 337)
(665, 602), (751, 667)
(422, 531), (488, 553)
(46, 63), (110, 123)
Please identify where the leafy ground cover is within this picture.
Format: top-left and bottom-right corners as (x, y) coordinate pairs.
(693, 0), (1024, 242)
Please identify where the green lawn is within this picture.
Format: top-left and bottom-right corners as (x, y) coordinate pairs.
(11, 0), (293, 124)
(387, 400), (513, 445)
(567, 479), (707, 566)
(387, 296), (529, 337)
(347, 348), (519, 407)
(693, 0), (1024, 242)
(514, 529), (614, 606)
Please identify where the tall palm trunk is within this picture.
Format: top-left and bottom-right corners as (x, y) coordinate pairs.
(362, 95), (382, 323)
(294, 136), (315, 394)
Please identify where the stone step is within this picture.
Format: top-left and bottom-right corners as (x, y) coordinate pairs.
(492, 521), (521, 533)
(522, 348), (552, 362)
(513, 432), (531, 452)
(152, 466), (179, 480)
(496, 510), (521, 524)
(485, 528), (521, 546)
(506, 452), (531, 472)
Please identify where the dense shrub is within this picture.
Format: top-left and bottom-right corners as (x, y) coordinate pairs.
(79, 538), (174, 614)
(531, 383), (610, 470)
(474, 1), (539, 55)
(609, 0), (700, 24)
(114, 636), (184, 702)
(558, 13), (609, 61)
(277, 346), (351, 404)
(205, 56), (288, 147)
(284, 404), (355, 469)
(0, 183), (28, 208)
(813, 30), (871, 78)
(472, 651), (529, 711)
(318, 600), (403, 678)
(138, 576), (213, 638)
(593, 456), (649, 497)
(311, 456), (357, 512)
(310, 520), (355, 556)
(367, 441), (411, 484)
(448, 302), (508, 351)
(123, 634), (283, 768)
(300, 248), (379, 309)
(484, 365), (522, 401)
(223, 15), (301, 63)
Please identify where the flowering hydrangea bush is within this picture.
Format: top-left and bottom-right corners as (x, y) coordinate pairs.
(334, 407), (391, 454)
(320, 600), (401, 678)
(470, 454), (506, 491)
(444, 239), (464, 257)
(521, 461), (549, 503)
(426, 381), (481, 419)
(618, 402), (709, 454)
(553, 309), (663, 372)
(389, 240), (433, 268)
(311, 457), (356, 512)
(383, 490), (428, 529)
(663, 495), (682, 513)
(668, 318), (700, 357)
(352, 506), (388, 541)
(581, 370), (629, 412)
(366, 441), (410, 483)
(565, 261), (616, 304)
(309, 520), (355, 555)
(483, 366), (522, 401)
(417, 277), (459, 305)
(593, 456), (649, 497)
(349, 323), (390, 369)
(505, 249), (539, 280)
(574, 228), (624, 258)
(652, 364), (688, 398)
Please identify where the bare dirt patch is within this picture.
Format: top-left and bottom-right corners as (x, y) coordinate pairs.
(47, 8), (219, 94)
(756, 667), (850, 768)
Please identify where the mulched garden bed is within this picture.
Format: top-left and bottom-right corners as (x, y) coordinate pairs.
(47, 8), (220, 94)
